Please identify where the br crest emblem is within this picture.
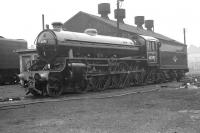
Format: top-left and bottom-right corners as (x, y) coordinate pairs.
(173, 56), (178, 62)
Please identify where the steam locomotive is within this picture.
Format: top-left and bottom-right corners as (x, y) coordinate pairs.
(0, 37), (27, 84)
(19, 28), (188, 96)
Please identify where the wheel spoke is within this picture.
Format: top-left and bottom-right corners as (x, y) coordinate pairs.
(93, 76), (107, 91)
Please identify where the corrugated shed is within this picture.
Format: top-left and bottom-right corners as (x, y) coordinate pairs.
(0, 38), (27, 69)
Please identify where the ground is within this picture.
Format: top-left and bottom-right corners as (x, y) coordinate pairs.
(0, 85), (25, 100)
(1, 82), (200, 133)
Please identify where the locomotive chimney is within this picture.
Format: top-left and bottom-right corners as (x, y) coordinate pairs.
(135, 16), (144, 29)
(114, 8), (126, 23)
(145, 20), (154, 31)
(52, 22), (63, 32)
(98, 3), (110, 19)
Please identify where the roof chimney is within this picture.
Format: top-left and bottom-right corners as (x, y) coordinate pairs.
(52, 22), (63, 32)
(145, 20), (154, 31)
(135, 16), (144, 29)
(114, 8), (126, 23)
(98, 3), (110, 19)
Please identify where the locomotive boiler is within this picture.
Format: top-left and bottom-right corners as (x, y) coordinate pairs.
(19, 28), (188, 96)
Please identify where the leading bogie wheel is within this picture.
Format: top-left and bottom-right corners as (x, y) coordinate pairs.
(47, 80), (63, 97)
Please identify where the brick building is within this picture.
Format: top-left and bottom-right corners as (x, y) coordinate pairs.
(63, 11), (184, 47)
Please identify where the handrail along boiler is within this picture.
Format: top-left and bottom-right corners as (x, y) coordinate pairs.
(19, 28), (187, 96)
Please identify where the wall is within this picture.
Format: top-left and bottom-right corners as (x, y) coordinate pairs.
(18, 52), (38, 73)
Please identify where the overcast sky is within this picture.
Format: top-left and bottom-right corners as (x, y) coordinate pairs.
(0, 0), (199, 48)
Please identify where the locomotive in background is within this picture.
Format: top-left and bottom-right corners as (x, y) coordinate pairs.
(19, 23), (188, 96)
(0, 37), (27, 84)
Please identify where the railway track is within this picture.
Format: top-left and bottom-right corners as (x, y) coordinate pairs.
(0, 82), (180, 110)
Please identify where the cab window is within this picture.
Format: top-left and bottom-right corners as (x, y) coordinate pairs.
(147, 41), (157, 51)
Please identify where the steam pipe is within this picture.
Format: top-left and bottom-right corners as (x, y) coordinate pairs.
(117, 0), (120, 37)
(183, 28), (186, 45)
(42, 14), (45, 30)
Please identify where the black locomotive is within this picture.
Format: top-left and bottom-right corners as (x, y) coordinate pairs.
(0, 37), (27, 84)
(19, 28), (188, 96)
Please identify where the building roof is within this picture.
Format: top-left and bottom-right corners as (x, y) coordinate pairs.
(68, 11), (183, 44)
(16, 48), (36, 54)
